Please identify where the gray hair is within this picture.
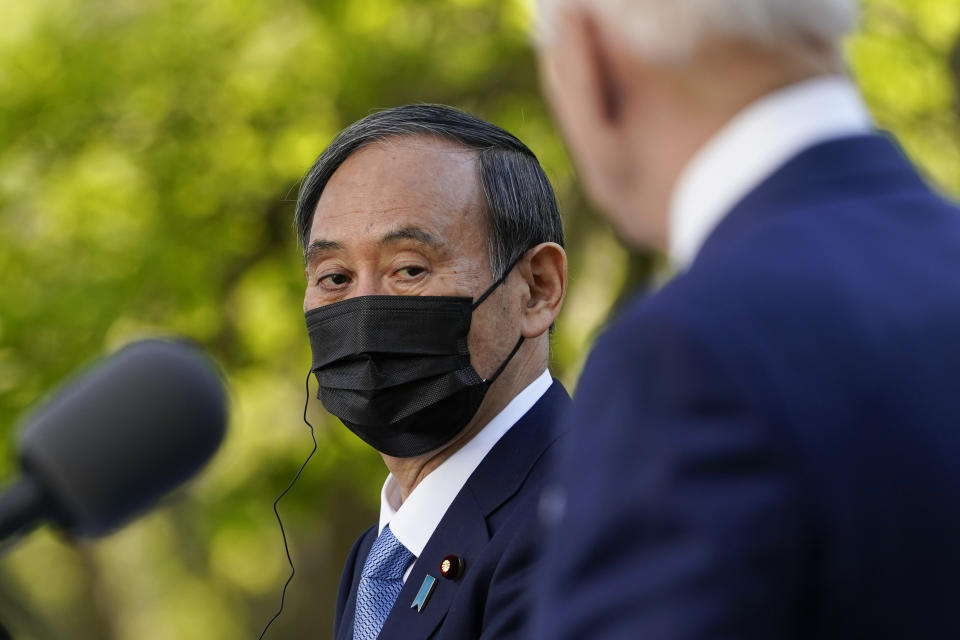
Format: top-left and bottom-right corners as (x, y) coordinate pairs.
(294, 104), (564, 280)
(538, 0), (859, 61)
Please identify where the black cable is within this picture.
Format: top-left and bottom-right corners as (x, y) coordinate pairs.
(257, 370), (318, 639)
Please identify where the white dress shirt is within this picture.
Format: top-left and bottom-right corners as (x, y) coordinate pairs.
(377, 368), (553, 580)
(669, 75), (874, 270)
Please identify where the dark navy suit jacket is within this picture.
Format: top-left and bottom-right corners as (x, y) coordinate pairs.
(335, 380), (569, 640)
(533, 135), (960, 639)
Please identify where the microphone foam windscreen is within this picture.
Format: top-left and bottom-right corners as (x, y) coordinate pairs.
(17, 339), (228, 536)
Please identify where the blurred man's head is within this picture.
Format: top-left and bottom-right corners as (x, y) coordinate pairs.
(296, 105), (566, 466)
(535, 0), (858, 248)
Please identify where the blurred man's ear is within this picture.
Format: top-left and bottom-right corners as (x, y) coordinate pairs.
(518, 242), (567, 339)
(538, 7), (653, 245)
(540, 8), (625, 131)
(581, 11), (624, 124)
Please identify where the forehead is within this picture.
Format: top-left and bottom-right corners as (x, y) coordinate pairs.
(309, 136), (487, 255)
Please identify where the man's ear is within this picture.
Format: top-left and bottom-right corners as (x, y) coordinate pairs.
(541, 7), (627, 129)
(580, 10), (624, 123)
(517, 242), (567, 339)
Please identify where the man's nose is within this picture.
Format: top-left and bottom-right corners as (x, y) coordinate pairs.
(350, 274), (386, 298)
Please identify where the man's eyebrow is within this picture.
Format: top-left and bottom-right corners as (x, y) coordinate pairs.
(304, 239), (343, 263)
(379, 226), (447, 251)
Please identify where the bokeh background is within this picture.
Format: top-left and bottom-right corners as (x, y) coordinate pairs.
(0, 0), (958, 637)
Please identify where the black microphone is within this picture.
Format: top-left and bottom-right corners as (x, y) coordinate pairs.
(0, 339), (228, 543)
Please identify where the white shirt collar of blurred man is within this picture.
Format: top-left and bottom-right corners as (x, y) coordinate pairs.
(669, 75), (873, 270)
(376, 368), (553, 576)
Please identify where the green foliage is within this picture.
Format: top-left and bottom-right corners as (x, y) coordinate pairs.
(850, 0), (960, 192)
(0, 0), (957, 637)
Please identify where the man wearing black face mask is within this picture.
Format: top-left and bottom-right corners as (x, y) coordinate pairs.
(295, 104), (569, 640)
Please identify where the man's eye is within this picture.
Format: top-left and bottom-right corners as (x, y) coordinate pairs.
(318, 273), (349, 287)
(397, 266), (426, 278)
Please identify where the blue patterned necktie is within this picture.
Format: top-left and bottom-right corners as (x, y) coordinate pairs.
(353, 524), (415, 640)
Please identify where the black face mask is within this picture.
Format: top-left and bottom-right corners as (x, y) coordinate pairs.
(304, 265), (524, 458)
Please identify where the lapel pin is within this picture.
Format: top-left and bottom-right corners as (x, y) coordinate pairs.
(440, 554), (465, 581)
(411, 574), (437, 613)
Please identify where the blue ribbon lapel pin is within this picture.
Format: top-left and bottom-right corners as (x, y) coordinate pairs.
(411, 574), (437, 613)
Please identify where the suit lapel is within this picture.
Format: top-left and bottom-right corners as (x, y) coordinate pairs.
(377, 381), (570, 638)
(377, 492), (490, 638)
(466, 381), (568, 516)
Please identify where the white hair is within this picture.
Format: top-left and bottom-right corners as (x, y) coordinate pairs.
(538, 0), (859, 61)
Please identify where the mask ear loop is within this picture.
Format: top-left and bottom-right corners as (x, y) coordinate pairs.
(258, 369), (319, 639)
(470, 254), (525, 311)
(482, 335), (525, 384)
(471, 254), (529, 384)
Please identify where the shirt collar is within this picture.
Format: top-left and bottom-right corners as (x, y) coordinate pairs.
(377, 368), (553, 557)
(668, 75), (873, 270)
